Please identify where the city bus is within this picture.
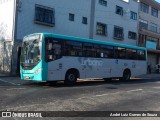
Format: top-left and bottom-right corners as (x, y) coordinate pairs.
(20, 33), (147, 85)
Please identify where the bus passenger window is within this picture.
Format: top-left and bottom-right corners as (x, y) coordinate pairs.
(53, 44), (61, 59)
(45, 37), (62, 62)
(64, 41), (82, 56)
(137, 50), (145, 60)
(115, 47), (126, 59)
(126, 49), (137, 60)
(101, 53), (104, 58)
(83, 43), (94, 57)
(101, 45), (114, 58)
(94, 44), (101, 58)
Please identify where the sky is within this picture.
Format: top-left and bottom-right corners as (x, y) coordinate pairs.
(155, 0), (160, 3)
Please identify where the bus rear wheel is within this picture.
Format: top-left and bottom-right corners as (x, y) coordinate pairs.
(65, 70), (78, 86)
(103, 78), (112, 82)
(120, 70), (131, 81)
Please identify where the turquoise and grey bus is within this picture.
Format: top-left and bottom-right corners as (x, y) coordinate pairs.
(20, 33), (147, 85)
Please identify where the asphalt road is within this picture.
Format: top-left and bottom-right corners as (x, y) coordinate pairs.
(0, 76), (160, 120)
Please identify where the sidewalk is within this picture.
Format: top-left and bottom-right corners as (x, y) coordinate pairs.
(0, 73), (28, 85)
(0, 73), (9, 77)
(0, 72), (19, 77)
(137, 73), (160, 79)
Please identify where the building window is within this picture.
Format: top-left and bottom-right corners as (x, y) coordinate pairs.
(69, 13), (75, 21)
(130, 11), (137, 20)
(138, 34), (146, 47)
(114, 26), (124, 40)
(116, 6), (123, 16)
(82, 17), (87, 24)
(96, 23), (107, 36)
(140, 2), (149, 13)
(99, 0), (107, 6)
(150, 23), (157, 33)
(151, 7), (158, 18)
(139, 19), (148, 30)
(35, 5), (55, 26)
(128, 31), (137, 40)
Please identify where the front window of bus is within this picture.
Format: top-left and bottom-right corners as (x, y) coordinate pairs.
(21, 34), (42, 70)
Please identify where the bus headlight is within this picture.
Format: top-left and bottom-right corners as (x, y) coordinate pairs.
(34, 68), (42, 75)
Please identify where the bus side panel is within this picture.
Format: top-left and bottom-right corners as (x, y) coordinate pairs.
(62, 57), (111, 79)
(132, 61), (147, 77)
(62, 57), (86, 79)
(83, 58), (111, 78)
(47, 59), (63, 81)
(105, 59), (147, 77)
(47, 57), (147, 81)
(109, 59), (132, 78)
(109, 59), (147, 78)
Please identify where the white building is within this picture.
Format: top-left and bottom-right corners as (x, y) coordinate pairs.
(0, 0), (139, 74)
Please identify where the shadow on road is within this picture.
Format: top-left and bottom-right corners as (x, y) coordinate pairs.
(20, 78), (160, 88)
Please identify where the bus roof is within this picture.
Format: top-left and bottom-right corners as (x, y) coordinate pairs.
(28, 33), (146, 51)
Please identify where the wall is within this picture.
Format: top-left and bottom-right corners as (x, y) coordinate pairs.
(94, 0), (138, 45)
(16, 0), (91, 40)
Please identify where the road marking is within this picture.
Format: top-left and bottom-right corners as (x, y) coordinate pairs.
(6, 88), (26, 91)
(95, 89), (143, 97)
(78, 89), (143, 100)
(126, 89), (143, 93)
(95, 93), (109, 97)
(0, 78), (21, 86)
(77, 97), (87, 100)
(153, 87), (160, 89)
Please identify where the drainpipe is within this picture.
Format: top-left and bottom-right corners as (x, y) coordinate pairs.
(89, 0), (96, 39)
(137, 0), (140, 47)
(10, 0), (18, 75)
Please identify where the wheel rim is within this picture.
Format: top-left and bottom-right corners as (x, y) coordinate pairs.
(68, 74), (76, 81)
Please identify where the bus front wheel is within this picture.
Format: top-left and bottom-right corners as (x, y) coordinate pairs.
(65, 70), (78, 86)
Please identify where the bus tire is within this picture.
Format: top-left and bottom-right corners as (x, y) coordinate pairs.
(120, 69), (131, 81)
(103, 78), (112, 82)
(65, 70), (78, 86)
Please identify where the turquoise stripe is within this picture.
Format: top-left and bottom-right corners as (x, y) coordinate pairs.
(42, 33), (146, 51)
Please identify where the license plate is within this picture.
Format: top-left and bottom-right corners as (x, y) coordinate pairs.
(25, 76), (30, 79)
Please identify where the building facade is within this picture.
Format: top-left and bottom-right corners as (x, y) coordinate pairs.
(138, 0), (160, 72)
(0, 0), (139, 74)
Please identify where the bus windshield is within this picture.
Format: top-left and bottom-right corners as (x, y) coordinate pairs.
(21, 35), (42, 70)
